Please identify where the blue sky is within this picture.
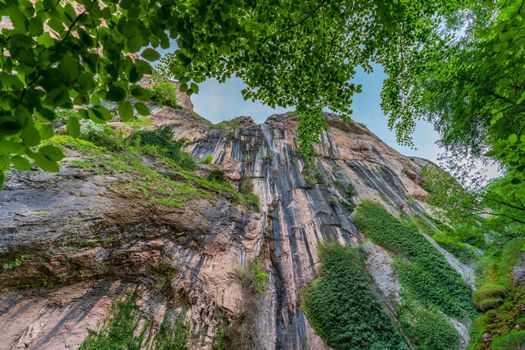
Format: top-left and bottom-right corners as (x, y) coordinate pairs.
(191, 65), (442, 163)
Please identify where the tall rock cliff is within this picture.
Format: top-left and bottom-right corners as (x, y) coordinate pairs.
(0, 99), (475, 349)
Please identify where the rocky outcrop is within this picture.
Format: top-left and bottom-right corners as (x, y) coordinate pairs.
(0, 106), (473, 349)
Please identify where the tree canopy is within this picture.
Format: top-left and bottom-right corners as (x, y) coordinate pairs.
(382, 0), (525, 184)
(0, 0), (473, 184)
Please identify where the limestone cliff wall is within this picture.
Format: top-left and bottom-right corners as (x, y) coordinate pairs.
(0, 106), (473, 349)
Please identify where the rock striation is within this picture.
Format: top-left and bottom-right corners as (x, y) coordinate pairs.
(0, 105), (474, 349)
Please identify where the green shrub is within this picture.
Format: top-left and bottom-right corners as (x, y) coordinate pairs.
(302, 243), (409, 350)
(473, 283), (508, 305)
(208, 169), (225, 182)
(237, 260), (268, 296)
(2, 255), (27, 271)
(475, 297), (504, 312)
(396, 292), (459, 350)
(468, 237), (525, 349)
(353, 202), (474, 319)
(80, 292), (189, 350)
(126, 127), (196, 171)
(150, 81), (181, 109)
(239, 177), (260, 212)
(82, 120), (121, 147)
(491, 330), (525, 350)
(200, 154), (213, 164)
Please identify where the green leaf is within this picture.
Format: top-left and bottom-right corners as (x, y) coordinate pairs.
(0, 140), (23, 154)
(37, 32), (55, 48)
(38, 124), (54, 140)
(118, 101), (134, 121)
(22, 126), (41, 147)
(67, 116), (81, 138)
(39, 145), (65, 162)
(127, 36), (143, 52)
(107, 86), (126, 102)
(190, 82), (199, 94)
(0, 155), (8, 171)
(508, 134), (518, 144)
(141, 48), (160, 61)
(135, 102), (150, 116)
(32, 153), (59, 172)
(130, 86), (151, 100)
(11, 155), (32, 170)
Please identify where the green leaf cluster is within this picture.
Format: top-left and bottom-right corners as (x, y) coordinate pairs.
(395, 291), (460, 350)
(353, 202), (475, 319)
(0, 0), (474, 183)
(126, 127), (196, 171)
(468, 237), (525, 349)
(381, 0), (525, 183)
(302, 243), (409, 350)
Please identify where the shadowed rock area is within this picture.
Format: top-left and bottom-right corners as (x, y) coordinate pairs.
(0, 103), (475, 349)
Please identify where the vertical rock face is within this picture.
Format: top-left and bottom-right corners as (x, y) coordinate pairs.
(0, 107), (473, 349)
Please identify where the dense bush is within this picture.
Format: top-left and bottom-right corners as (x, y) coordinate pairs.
(127, 127), (196, 171)
(302, 243), (409, 350)
(396, 292), (459, 350)
(353, 202), (475, 319)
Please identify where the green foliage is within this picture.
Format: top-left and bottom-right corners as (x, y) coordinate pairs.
(79, 292), (145, 350)
(334, 180), (357, 212)
(211, 325), (228, 350)
(302, 243), (408, 350)
(207, 169), (225, 182)
(353, 202), (474, 319)
(491, 330), (525, 350)
(0, 0), (468, 184)
(239, 177), (260, 212)
(200, 155), (213, 164)
(396, 292), (459, 350)
(126, 127), (196, 171)
(328, 196), (338, 207)
(469, 237), (525, 349)
(80, 292), (189, 350)
(237, 260), (268, 296)
(149, 82), (181, 109)
(382, 1), (525, 183)
(81, 120), (121, 148)
(153, 314), (189, 350)
(2, 255), (27, 271)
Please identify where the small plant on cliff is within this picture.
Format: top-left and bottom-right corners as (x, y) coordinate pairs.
(79, 292), (145, 350)
(154, 314), (189, 350)
(2, 255), (27, 271)
(302, 243), (409, 350)
(200, 154), (213, 164)
(237, 260), (268, 297)
(149, 81), (182, 109)
(239, 177), (260, 212)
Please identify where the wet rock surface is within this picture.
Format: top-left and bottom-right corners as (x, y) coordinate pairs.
(0, 109), (473, 349)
